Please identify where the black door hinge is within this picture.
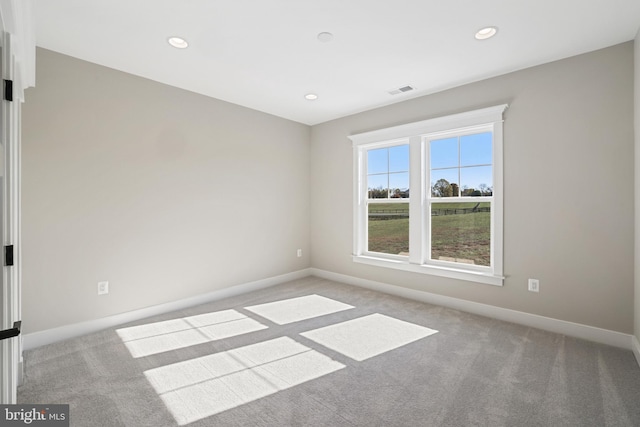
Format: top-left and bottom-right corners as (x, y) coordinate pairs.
(4, 79), (13, 101)
(0, 321), (21, 341)
(5, 245), (14, 266)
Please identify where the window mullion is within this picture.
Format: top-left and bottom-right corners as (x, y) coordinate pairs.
(408, 136), (423, 265)
(457, 136), (461, 197)
(424, 138), (433, 265)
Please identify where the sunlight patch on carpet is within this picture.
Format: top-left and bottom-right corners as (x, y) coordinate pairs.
(116, 309), (267, 358)
(301, 313), (438, 361)
(244, 294), (354, 325)
(144, 336), (345, 425)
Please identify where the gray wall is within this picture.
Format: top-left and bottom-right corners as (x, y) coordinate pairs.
(311, 42), (635, 334)
(22, 48), (310, 334)
(23, 43), (636, 337)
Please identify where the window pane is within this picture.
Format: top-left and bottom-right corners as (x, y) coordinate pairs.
(368, 174), (388, 198)
(460, 166), (492, 196)
(368, 202), (409, 256)
(430, 169), (459, 197)
(389, 145), (409, 172)
(460, 132), (492, 166)
(430, 202), (490, 266)
(389, 172), (409, 198)
(368, 144), (409, 199)
(430, 137), (458, 169)
(368, 148), (388, 174)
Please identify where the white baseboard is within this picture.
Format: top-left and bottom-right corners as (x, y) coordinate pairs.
(24, 266), (638, 357)
(310, 268), (634, 350)
(633, 335), (640, 368)
(23, 268), (311, 351)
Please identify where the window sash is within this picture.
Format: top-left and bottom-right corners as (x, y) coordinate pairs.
(425, 125), (495, 271)
(360, 139), (413, 260)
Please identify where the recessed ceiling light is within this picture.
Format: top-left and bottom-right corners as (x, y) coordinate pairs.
(305, 93), (318, 100)
(317, 32), (333, 43)
(475, 26), (498, 40)
(168, 36), (189, 49)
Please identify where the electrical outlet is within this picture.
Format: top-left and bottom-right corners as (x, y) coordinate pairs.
(297, 249), (302, 257)
(98, 281), (109, 295)
(528, 278), (539, 293)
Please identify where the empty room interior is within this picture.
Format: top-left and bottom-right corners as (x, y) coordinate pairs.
(2, 1), (640, 426)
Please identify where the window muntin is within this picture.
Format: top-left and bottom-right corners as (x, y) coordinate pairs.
(351, 105), (506, 286)
(367, 145), (409, 199)
(429, 131), (493, 198)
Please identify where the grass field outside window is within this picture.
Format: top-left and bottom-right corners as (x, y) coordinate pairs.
(368, 203), (409, 255)
(430, 202), (490, 266)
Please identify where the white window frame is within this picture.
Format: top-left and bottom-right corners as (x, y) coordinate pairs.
(350, 105), (507, 286)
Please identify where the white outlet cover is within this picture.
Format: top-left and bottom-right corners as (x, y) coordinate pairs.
(98, 281), (109, 295)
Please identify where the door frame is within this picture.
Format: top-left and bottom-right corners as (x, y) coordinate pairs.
(0, 0), (35, 404)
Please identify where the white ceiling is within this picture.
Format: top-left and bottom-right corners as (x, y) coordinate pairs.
(35, 0), (640, 126)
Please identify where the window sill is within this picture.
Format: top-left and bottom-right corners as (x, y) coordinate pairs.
(352, 255), (504, 286)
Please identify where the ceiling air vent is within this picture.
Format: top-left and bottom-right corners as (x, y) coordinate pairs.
(388, 85), (415, 95)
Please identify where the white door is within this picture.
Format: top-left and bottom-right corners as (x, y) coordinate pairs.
(0, 27), (22, 405)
